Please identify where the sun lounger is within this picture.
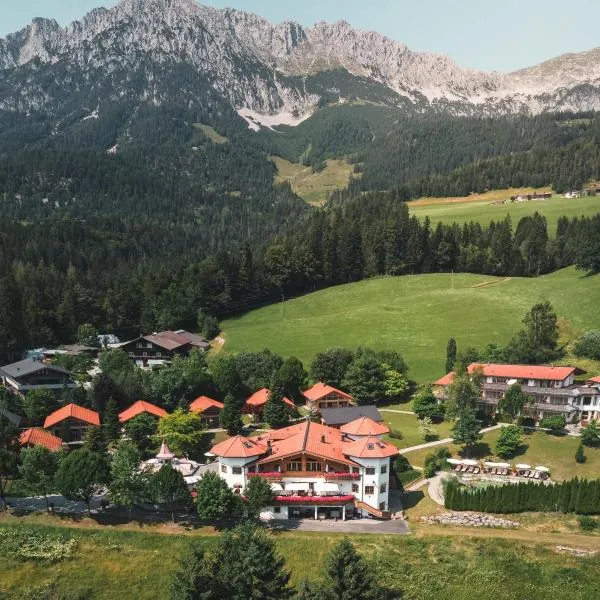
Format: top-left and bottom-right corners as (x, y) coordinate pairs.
(502, 469), (509, 476)
(534, 472), (541, 480)
(473, 468), (480, 474)
(522, 470), (530, 477)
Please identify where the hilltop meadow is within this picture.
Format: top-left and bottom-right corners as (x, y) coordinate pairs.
(221, 267), (600, 383)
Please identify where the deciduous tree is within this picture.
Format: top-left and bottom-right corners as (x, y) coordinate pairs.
(55, 449), (109, 514)
(195, 471), (235, 521)
(244, 475), (275, 520)
(156, 409), (206, 461)
(149, 463), (191, 522)
(19, 445), (62, 511)
(451, 407), (482, 457)
(109, 440), (148, 518)
(498, 384), (531, 421)
(495, 425), (524, 458)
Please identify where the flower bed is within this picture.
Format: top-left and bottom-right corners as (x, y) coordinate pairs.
(247, 472), (282, 479)
(274, 495), (355, 505)
(324, 472), (361, 480)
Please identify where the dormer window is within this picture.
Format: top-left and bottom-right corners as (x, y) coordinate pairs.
(367, 443), (374, 450)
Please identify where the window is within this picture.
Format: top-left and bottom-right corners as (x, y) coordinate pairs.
(352, 467), (360, 474)
(352, 484), (359, 493)
(365, 467), (375, 475)
(221, 464), (227, 473)
(232, 467), (242, 475)
(136, 342), (143, 349)
(274, 507), (281, 514)
(306, 461), (322, 472)
(128, 352), (134, 357)
(247, 465), (256, 473)
(380, 483), (387, 493)
(379, 502), (386, 511)
(380, 465), (387, 474)
(146, 342), (153, 348)
(287, 461), (302, 471)
(143, 352), (148, 357)
(364, 486), (375, 495)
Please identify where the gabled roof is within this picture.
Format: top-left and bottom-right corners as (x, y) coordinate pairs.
(210, 435), (268, 458)
(119, 400), (167, 423)
(0, 358), (70, 379)
(587, 376), (600, 385)
(303, 382), (354, 402)
(342, 436), (398, 459)
(340, 416), (390, 436)
(137, 330), (209, 352)
(19, 428), (63, 452)
(190, 395), (224, 413)
(244, 388), (294, 409)
(435, 363), (577, 386)
(44, 403), (100, 429)
(320, 405), (382, 426)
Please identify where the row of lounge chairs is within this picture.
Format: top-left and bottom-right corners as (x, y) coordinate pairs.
(517, 470), (548, 480)
(452, 465), (480, 474)
(485, 467), (510, 476)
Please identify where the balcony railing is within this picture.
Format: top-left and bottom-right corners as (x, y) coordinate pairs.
(247, 472), (283, 480)
(324, 472), (361, 480)
(248, 471), (361, 480)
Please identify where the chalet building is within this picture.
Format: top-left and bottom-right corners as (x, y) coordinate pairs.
(189, 396), (224, 427)
(120, 330), (209, 369)
(119, 400), (167, 423)
(435, 363), (600, 423)
(243, 388), (295, 419)
(303, 382), (354, 411)
(44, 403), (100, 444)
(320, 405), (383, 428)
(19, 428), (63, 452)
(209, 418), (398, 521)
(0, 358), (76, 395)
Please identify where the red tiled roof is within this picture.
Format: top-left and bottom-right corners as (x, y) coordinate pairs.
(340, 416), (390, 436)
(119, 400), (167, 423)
(244, 388), (294, 409)
(587, 376), (600, 385)
(19, 428), (63, 452)
(303, 382), (353, 402)
(44, 403), (100, 429)
(210, 435), (268, 458)
(342, 436), (398, 459)
(190, 396), (224, 413)
(435, 364), (576, 386)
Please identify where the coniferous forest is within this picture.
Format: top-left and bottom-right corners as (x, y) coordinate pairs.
(1, 99), (600, 364)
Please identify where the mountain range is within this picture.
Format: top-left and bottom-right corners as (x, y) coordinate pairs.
(1, 0), (600, 131)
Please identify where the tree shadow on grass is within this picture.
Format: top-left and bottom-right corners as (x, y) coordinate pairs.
(458, 442), (491, 459)
(400, 490), (424, 512)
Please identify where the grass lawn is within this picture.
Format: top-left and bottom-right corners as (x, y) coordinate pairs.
(271, 156), (354, 205)
(409, 193), (600, 234)
(221, 267), (600, 383)
(404, 429), (600, 482)
(2, 517), (600, 600)
(381, 411), (453, 449)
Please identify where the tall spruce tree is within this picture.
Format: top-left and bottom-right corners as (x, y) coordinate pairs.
(445, 338), (457, 374)
(220, 393), (244, 435)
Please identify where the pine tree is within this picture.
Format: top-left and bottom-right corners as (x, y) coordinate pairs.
(263, 374), (290, 429)
(103, 398), (121, 444)
(445, 338), (457, 374)
(220, 394), (243, 436)
(575, 443), (586, 464)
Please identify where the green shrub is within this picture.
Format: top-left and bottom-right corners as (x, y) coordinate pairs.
(388, 429), (403, 440)
(539, 415), (566, 433)
(573, 330), (600, 360)
(578, 515), (598, 532)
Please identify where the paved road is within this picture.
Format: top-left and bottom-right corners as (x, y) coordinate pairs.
(399, 424), (504, 455)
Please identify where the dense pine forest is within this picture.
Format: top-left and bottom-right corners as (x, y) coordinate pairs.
(1, 99), (600, 364)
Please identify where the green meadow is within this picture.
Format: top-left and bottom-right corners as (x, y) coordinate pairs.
(1, 520), (600, 600)
(409, 194), (600, 233)
(221, 267), (600, 383)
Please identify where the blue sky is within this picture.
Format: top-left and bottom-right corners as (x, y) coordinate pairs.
(2, 0), (599, 72)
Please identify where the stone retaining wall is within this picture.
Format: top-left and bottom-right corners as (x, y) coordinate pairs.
(421, 511), (520, 528)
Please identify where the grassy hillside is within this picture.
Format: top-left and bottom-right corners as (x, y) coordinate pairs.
(1, 519), (600, 600)
(221, 267), (600, 383)
(409, 193), (600, 233)
(272, 156), (354, 205)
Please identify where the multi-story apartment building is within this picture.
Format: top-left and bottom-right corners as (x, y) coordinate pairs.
(435, 363), (600, 423)
(208, 417), (398, 520)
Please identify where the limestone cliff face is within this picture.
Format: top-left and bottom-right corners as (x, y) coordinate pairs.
(1, 0), (599, 124)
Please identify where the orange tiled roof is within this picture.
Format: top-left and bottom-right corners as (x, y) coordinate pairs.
(189, 396), (224, 413)
(340, 416), (390, 436)
(587, 376), (600, 385)
(19, 427), (63, 452)
(210, 419), (398, 464)
(44, 403), (100, 429)
(342, 436), (398, 459)
(210, 435), (268, 458)
(244, 388), (294, 409)
(303, 382), (353, 402)
(436, 364), (576, 386)
(119, 400), (167, 423)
